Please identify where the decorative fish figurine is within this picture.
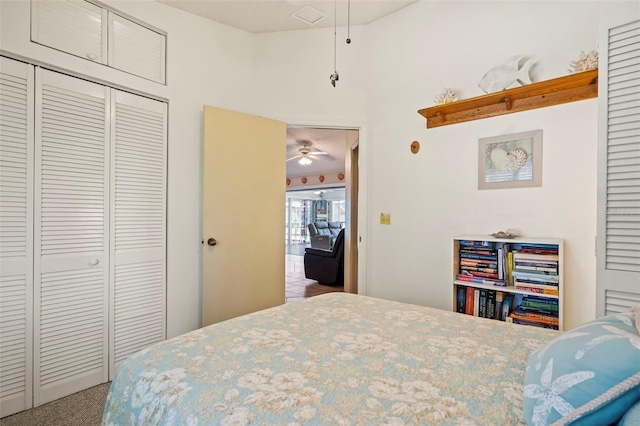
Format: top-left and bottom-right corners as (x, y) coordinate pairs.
(478, 55), (534, 93)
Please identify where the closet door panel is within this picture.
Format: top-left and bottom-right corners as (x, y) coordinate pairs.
(108, 13), (166, 84)
(34, 69), (109, 405)
(110, 91), (166, 375)
(597, 3), (640, 316)
(31, 0), (107, 64)
(0, 57), (34, 418)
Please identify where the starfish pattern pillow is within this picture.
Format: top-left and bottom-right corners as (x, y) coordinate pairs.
(523, 310), (640, 425)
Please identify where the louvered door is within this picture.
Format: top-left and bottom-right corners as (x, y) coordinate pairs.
(34, 68), (109, 405)
(108, 13), (166, 84)
(597, 2), (640, 316)
(31, 0), (107, 64)
(0, 57), (34, 418)
(109, 90), (166, 376)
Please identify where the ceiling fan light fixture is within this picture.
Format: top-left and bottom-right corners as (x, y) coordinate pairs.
(298, 156), (312, 166)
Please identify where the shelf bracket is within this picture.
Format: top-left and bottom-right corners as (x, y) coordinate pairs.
(503, 96), (512, 110)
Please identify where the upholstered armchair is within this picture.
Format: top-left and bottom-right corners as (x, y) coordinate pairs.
(304, 228), (345, 286)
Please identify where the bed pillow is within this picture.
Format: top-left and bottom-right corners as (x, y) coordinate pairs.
(523, 310), (640, 426)
(618, 399), (640, 426)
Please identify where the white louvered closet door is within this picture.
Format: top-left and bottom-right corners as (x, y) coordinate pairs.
(34, 68), (109, 405)
(597, 2), (640, 316)
(109, 90), (166, 376)
(31, 0), (107, 64)
(108, 13), (166, 84)
(0, 57), (34, 418)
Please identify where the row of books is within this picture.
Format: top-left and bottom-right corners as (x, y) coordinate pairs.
(512, 244), (559, 296)
(458, 241), (560, 294)
(458, 240), (506, 286)
(508, 295), (559, 329)
(455, 285), (515, 321)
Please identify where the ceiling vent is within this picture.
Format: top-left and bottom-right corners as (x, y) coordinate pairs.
(290, 5), (326, 26)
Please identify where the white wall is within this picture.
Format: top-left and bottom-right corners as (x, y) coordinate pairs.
(361, 0), (615, 330)
(252, 26), (368, 126)
(251, 0), (616, 330)
(0, 0), (257, 338)
(1, 0), (620, 333)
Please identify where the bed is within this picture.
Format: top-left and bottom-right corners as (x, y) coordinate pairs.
(102, 293), (640, 425)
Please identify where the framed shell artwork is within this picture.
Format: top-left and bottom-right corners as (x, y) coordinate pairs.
(478, 129), (542, 190)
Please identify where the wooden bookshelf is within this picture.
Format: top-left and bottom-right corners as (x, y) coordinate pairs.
(419, 69), (598, 128)
(452, 235), (564, 330)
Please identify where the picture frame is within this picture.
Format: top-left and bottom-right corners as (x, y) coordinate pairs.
(478, 129), (542, 190)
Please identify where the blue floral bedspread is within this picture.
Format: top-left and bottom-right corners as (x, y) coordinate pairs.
(103, 293), (558, 425)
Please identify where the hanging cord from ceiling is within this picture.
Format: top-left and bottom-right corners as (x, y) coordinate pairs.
(346, 0), (351, 44)
(329, 0), (339, 87)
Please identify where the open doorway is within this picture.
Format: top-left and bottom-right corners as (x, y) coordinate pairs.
(284, 127), (358, 302)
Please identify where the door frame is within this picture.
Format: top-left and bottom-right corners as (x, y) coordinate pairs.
(285, 120), (368, 296)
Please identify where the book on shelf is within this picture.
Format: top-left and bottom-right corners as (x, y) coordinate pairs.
(456, 273), (505, 286)
(522, 295), (559, 304)
(514, 259), (558, 266)
(479, 289), (488, 318)
(513, 279), (557, 288)
(486, 290), (496, 320)
(518, 244), (559, 254)
(514, 284), (559, 296)
(495, 291), (504, 321)
(456, 285), (466, 313)
(513, 261), (558, 273)
(465, 286), (475, 315)
(460, 265), (498, 273)
(460, 252), (499, 261)
(513, 262), (558, 275)
(502, 294), (514, 320)
(461, 270), (500, 279)
(511, 307), (559, 324)
(519, 299), (559, 313)
(460, 240), (494, 248)
(512, 271), (559, 283)
(473, 289), (480, 317)
(460, 259), (498, 267)
(513, 252), (559, 262)
(459, 248), (497, 256)
(509, 316), (558, 329)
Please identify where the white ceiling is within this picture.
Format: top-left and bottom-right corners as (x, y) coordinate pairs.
(286, 127), (349, 177)
(156, 0), (417, 33)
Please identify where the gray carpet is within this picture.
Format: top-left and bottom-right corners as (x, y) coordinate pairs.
(0, 382), (110, 426)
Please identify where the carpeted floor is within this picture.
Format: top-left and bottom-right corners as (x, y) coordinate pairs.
(0, 382), (110, 426)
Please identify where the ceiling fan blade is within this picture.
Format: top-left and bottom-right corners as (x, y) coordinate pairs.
(286, 154), (302, 162)
(308, 152), (331, 161)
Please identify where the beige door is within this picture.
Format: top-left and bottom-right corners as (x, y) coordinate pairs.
(202, 106), (286, 326)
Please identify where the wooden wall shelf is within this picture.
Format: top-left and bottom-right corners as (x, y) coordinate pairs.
(418, 69), (598, 128)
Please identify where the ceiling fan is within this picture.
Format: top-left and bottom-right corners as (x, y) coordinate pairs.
(286, 141), (329, 165)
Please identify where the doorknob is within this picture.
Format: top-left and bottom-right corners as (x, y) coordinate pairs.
(207, 238), (217, 247)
